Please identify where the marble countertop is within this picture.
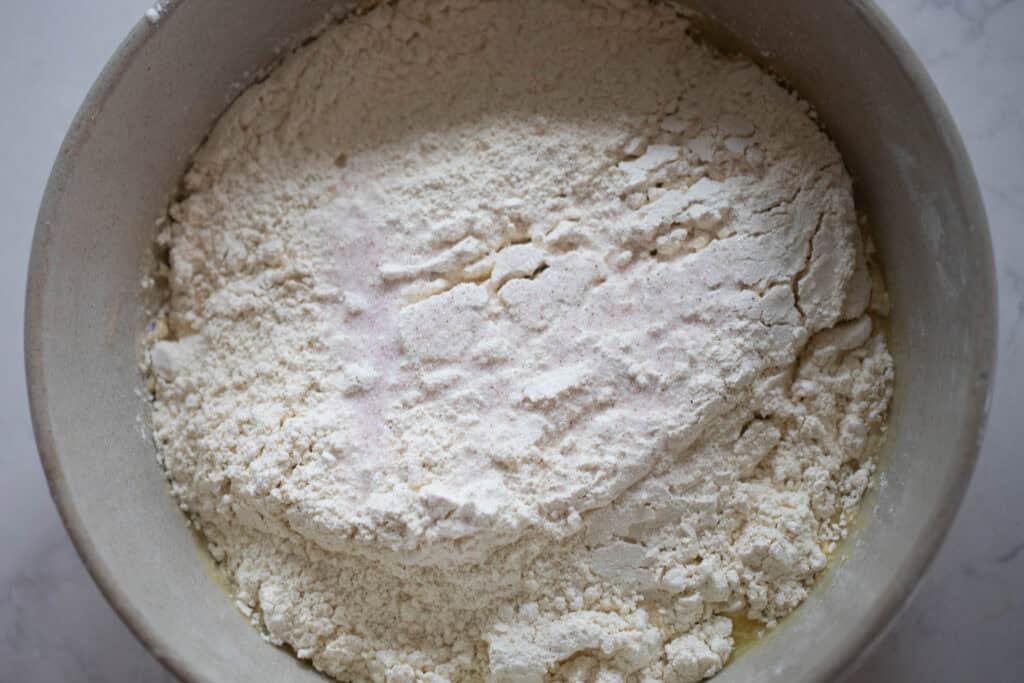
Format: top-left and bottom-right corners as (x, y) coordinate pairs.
(2, 1), (1021, 681)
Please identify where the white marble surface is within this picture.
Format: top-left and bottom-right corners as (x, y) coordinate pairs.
(1, 1), (1021, 681)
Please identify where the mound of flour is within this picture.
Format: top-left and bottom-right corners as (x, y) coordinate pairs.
(146, 1), (893, 680)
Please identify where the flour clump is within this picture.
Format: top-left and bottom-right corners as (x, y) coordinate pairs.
(145, 1), (893, 681)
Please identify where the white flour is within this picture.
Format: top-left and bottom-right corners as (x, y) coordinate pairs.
(145, 1), (893, 681)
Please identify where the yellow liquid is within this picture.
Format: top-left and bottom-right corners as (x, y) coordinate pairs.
(728, 614), (767, 657)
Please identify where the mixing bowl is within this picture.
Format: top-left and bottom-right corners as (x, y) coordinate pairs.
(25, 1), (996, 681)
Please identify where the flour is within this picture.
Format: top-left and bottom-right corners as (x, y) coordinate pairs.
(144, 1), (167, 24)
(145, 1), (894, 681)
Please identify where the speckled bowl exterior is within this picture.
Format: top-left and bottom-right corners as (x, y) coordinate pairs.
(25, 1), (995, 681)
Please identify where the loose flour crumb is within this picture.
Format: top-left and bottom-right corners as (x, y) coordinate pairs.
(145, 1), (893, 681)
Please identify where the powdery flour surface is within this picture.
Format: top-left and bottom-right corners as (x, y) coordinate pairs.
(146, 1), (894, 681)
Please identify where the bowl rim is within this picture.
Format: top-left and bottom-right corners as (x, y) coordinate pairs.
(24, 1), (997, 681)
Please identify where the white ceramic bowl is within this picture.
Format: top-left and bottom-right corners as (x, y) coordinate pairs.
(26, 1), (996, 681)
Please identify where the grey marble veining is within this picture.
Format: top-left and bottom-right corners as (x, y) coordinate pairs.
(1, 1), (1021, 681)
